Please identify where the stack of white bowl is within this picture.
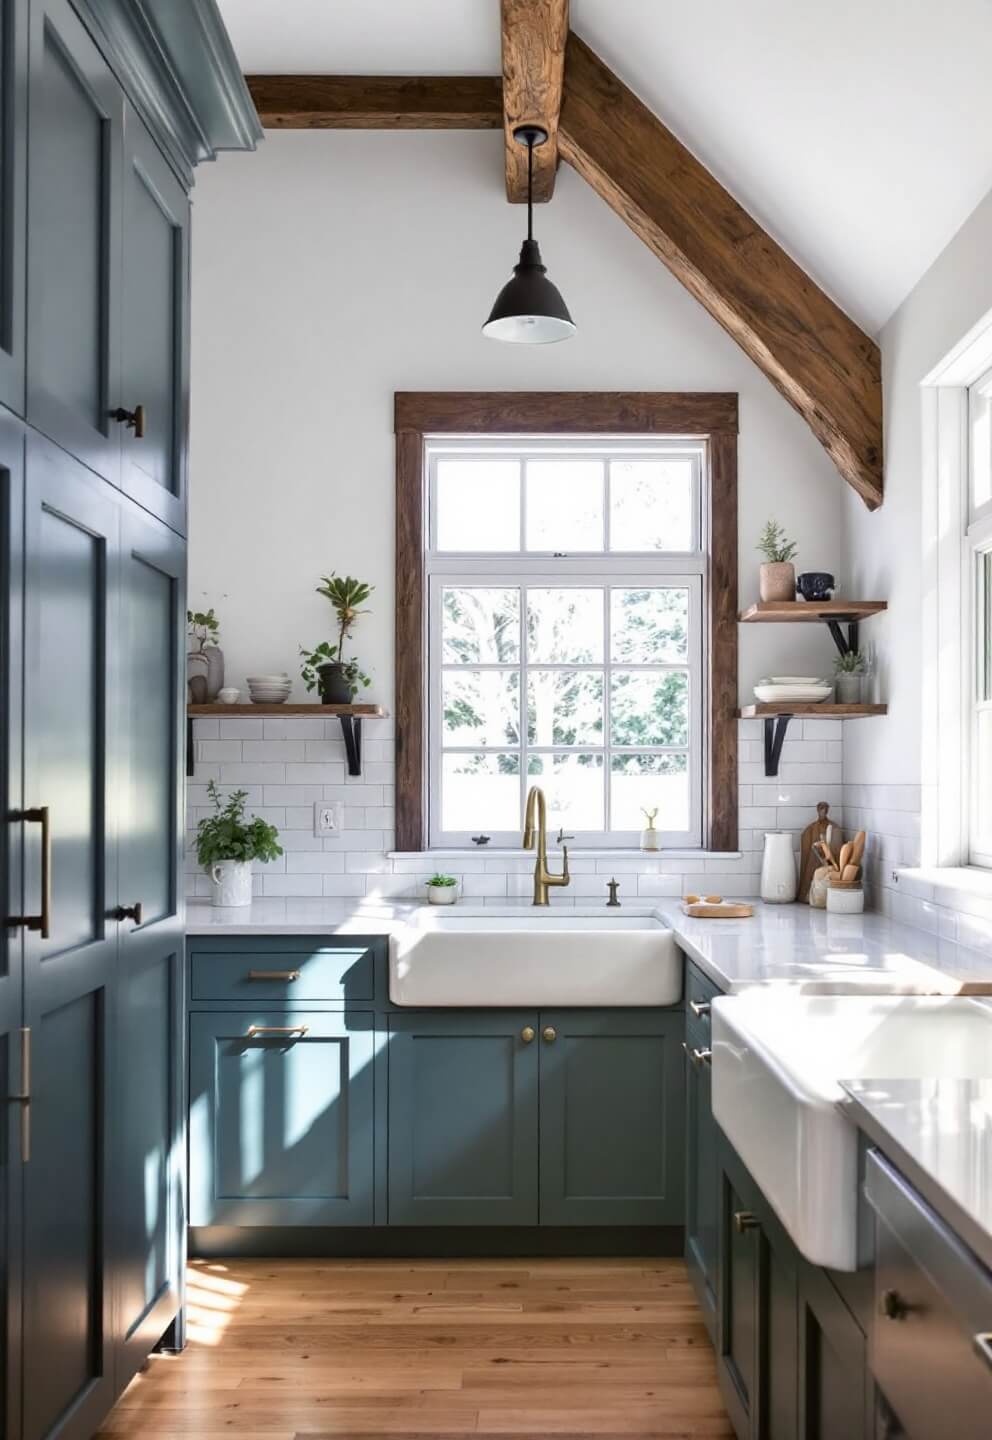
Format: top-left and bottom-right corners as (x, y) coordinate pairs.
(246, 673), (292, 705)
(753, 675), (832, 704)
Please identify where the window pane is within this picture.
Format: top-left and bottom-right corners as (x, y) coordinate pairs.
(609, 459), (694, 550)
(443, 671), (520, 747)
(435, 459), (520, 551)
(527, 588), (604, 663)
(611, 754), (689, 831)
(611, 670), (689, 747)
(525, 460), (604, 551)
(611, 588), (689, 664)
(441, 753), (520, 831)
(442, 588), (520, 664)
(527, 671), (603, 746)
(527, 753), (604, 830)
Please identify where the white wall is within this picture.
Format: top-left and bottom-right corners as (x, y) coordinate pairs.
(189, 129), (845, 705)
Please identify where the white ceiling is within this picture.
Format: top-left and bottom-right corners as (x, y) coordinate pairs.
(217, 0), (992, 334)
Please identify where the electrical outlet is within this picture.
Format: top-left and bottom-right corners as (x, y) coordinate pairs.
(314, 801), (343, 836)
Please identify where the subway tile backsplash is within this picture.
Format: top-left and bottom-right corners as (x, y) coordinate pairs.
(185, 716), (846, 903)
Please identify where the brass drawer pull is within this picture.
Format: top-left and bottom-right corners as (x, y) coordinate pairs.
(689, 999), (711, 1018)
(542, 1026), (557, 1043)
(246, 1024), (309, 1038)
(974, 1333), (992, 1371)
(734, 1210), (759, 1233)
(520, 1026), (536, 1044)
(248, 969), (301, 982)
(8, 807), (51, 939)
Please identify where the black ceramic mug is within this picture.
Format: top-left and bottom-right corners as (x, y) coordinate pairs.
(796, 571), (835, 601)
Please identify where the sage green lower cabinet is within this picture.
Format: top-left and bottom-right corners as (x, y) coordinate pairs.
(387, 1011), (539, 1226)
(685, 1034), (718, 1335)
(539, 1009), (684, 1226)
(796, 1261), (869, 1440)
(189, 1010), (376, 1227)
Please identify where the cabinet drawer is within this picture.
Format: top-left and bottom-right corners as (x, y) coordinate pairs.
(189, 946), (375, 1002)
(865, 1149), (992, 1440)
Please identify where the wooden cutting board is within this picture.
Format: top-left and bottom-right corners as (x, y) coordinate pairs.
(681, 901), (754, 919)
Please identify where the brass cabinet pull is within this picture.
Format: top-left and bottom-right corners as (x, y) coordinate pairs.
(111, 403), (145, 438)
(248, 969), (301, 982)
(733, 1210), (759, 1233)
(112, 901), (143, 926)
(542, 1026), (557, 1043)
(8, 1027), (30, 1163)
(8, 807), (51, 939)
(974, 1333), (992, 1371)
(520, 1026), (536, 1044)
(689, 999), (711, 1018)
(246, 1024), (309, 1038)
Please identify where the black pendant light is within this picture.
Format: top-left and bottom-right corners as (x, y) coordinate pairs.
(482, 124), (576, 344)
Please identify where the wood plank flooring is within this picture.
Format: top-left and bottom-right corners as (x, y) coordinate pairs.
(99, 1257), (733, 1438)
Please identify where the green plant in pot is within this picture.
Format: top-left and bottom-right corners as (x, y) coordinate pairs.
(300, 573), (373, 703)
(756, 520), (798, 603)
(195, 781), (283, 907)
(426, 873), (459, 906)
(834, 648), (868, 704)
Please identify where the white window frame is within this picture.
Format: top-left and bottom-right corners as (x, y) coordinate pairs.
(966, 369), (992, 867)
(424, 436), (707, 849)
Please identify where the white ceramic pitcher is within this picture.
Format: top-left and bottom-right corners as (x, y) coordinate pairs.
(209, 859), (253, 907)
(760, 831), (797, 904)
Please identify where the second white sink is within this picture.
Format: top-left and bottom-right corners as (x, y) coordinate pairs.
(711, 992), (992, 1270)
(389, 906), (681, 1007)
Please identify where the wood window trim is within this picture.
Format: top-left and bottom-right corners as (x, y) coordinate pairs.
(394, 391), (739, 852)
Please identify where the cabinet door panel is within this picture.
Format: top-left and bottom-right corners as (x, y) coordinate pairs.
(685, 1044), (718, 1335)
(120, 105), (188, 532)
(190, 1011), (375, 1226)
(797, 1261), (868, 1440)
(0, 0), (27, 413)
(114, 505), (185, 1386)
(27, 0), (121, 481)
(21, 435), (118, 1440)
(388, 1012), (538, 1226)
(539, 1009), (684, 1226)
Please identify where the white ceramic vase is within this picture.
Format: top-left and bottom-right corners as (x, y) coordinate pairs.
(208, 859), (253, 907)
(427, 883), (458, 906)
(760, 831), (797, 904)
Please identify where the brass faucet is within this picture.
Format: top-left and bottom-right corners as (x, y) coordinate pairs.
(522, 785), (570, 906)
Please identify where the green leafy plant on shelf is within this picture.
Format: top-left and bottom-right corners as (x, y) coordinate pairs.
(756, 520), (798, 564)
(187, 607), (220, 650)
(300, 573), (374, 700)
(833, 648), (868, 675)
(194, 781), (283, 866)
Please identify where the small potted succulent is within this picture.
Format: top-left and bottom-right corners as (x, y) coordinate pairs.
(195, 781), (283, 907)
(834, 649), (868, 704)
(426, 873), (459, 906)
(300, 572), (373, 703)
(756, 520), (799, 602)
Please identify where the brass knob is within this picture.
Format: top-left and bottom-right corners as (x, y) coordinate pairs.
(880, 1289), (907, 1321)
(520, 1026), (536, 1044)
(542, 1026), (557, 1043)
(733, 1210), (759, 1233)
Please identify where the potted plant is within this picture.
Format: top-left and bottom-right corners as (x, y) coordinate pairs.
(187, 605), (222, 702)
(834, 649), (868, 704)
(195, 781), (283, 907)
(756, 520), (799, 602)
(426, 873), (459, 906)
(300, 572), (373, 703)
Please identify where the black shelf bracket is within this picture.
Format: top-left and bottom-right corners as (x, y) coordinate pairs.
(338, 715), (364, 776)
(186, 716), (194, 777)
(763, 715), (792, 777)
(824, 618), (860, 657)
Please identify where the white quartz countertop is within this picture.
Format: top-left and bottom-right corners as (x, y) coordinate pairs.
(185, 897), (992, 996)
(840, 1079), (992, 1273)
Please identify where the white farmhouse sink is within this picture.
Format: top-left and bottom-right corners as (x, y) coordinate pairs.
(389, 905), (681, 1007)
(711, 993), (992, 1271)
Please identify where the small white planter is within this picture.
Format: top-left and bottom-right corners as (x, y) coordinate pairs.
(426, 883), (458, 906)
(208, 859), (253, 907)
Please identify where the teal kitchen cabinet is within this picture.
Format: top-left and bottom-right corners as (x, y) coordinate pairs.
(387, 1011), (539, 1226)
(539, 1009), (684, 1227)
(0, 0), (27, 415)
(796, 1260), (868, 1440)
(189, 1010), (377, 1227)
(685, 963), (720, 1336)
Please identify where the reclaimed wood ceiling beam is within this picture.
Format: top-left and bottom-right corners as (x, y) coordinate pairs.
(501, 0), (568, 203)
(246, 74), (503, 129)
(558, 33), (883, 508)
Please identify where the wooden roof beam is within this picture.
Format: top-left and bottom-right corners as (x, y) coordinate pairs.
(558, 33), (883, 508)
(246, 74), (502, 129)
(501, 0), (568, 203)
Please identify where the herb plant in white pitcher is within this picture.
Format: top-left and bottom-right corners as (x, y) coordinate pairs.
(196, 781), (283, 907)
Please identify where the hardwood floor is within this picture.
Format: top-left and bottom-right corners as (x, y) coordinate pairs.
(99, 1257), (733, 1438)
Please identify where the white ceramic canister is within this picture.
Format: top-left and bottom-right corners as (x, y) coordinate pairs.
(208, 859), (253, 907)
(426, 882), (459, 906)
(760, 831), (798, 903)
(826, 883), (865, 914)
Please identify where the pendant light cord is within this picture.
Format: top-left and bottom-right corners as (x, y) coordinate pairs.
(527, 134), (534, 242)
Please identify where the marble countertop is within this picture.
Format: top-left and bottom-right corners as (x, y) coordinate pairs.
(185, 897), (992, 996)
(840, 1079), (992, 1273)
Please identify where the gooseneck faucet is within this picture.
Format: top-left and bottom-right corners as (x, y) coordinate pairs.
(522, 785), (570, 906)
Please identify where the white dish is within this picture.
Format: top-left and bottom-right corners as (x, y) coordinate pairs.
(246, 674), (290, 684)
(768, 675), (824, 685)
(754, 685), (832, 703)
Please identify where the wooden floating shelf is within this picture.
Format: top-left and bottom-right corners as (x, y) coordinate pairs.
(186, 703), (388, 778)
(739, 601), (887, 623)
(739, 703), (887, 718)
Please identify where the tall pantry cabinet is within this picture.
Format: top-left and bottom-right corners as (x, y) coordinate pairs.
(0, 3), (260, 1438)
